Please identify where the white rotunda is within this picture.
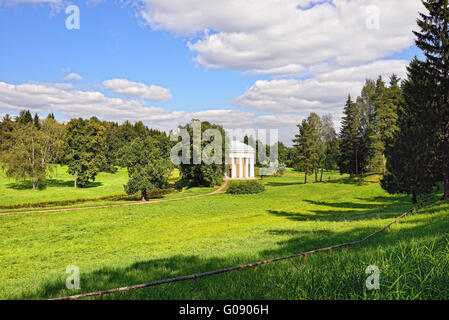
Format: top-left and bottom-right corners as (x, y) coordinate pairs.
(226, 141), (255, 179)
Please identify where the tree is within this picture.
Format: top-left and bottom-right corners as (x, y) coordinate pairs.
(381, 59), (438, 203)
(178, 120), (225, 187)
(376, 75), (401, 175)
(338, 95), (363, 176)
(65, 118), (107, 188)
(16, 110), (32, 125)
(0, 114), (14, 152)
(293, 113), (320, 184)
(120, 136), (173, 201)
(33, 113), (41, 129)
(357, 79), (379, 172)
(0, 117), (64, 189)
(307, 113), (322, 182)
(414, 0), (449, 200)
(321, 114), (339, 177)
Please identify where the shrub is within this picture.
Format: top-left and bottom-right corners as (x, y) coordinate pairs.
(226, 180), (265, 195)
(274, 162), (286, 176)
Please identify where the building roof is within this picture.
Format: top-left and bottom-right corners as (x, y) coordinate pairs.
(230, 140), (255, 154)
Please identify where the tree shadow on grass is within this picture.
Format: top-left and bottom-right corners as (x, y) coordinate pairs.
(264, 181), (304, 187)
(268, 194), (415, 222)
(263, 203), (449, 258)
(15, 203), (449, 300)
(6, 179), (103, 190)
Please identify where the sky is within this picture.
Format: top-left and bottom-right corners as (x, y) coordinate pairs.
(0, 0), (425, 144)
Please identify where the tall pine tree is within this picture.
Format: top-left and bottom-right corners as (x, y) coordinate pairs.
(338, 95), (363, 176)
(382, 59), (437, 203)
(414, 0), (449, 199)
(293, 113), (320, 184)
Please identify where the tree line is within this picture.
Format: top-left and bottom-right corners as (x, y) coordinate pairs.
(293, 0), (449, 203)
(0, 111), (172, 200)
(0, 115), (281, 201)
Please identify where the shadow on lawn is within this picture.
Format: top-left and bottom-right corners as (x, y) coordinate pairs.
(267, 191), (429, 223)
(263, 173), (379, 188)
(263, 181), (304, 187)
(6, 179), (103, 190)
(18, 202), (448, 300)
(268, 196), (414, 222)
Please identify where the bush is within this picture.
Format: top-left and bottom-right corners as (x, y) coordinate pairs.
(274, 162), (286, 176)
(226, 180), (265, 195)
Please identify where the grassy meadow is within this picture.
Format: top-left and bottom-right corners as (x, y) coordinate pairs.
(0, 166), (212, 212)
(0, 167), (448, 300)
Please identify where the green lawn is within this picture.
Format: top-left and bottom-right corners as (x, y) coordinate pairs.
(0, 169), (448, 300)
(0, 166), (215, 212)
(0, 165), (129, 208)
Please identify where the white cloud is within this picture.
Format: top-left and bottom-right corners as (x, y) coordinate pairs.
(235, 59), (409, 118)
(0, 81), (182, 125)
(0, 0), (66, 12)
(63, 72), (83, 81)
(0, 81), (304, 144)
(138, 0), (423, 75)
(102, 79), (173, 102)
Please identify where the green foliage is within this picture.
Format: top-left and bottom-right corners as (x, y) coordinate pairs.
(226, 180), (265, 194)
(64, 118), (107, 188)
(0, 118), (65, 189)
(338, 95), (365, 176)
(273, 162), (286, 176)
(120, 136), (173, 201)
(293, 113), (320, 183)
(353, 76), (402, 174)
(16, 110), (32, 125)
(100, 120), (169, 172)
(414, 0), (449, 199)
(382, 59), (438, 202)
(178, 120), (224, 187)
(383, 1), (449, 200)
(356, 79), (381, 172)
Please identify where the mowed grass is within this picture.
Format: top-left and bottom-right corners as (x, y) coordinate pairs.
(0, 169), (448, 300)
(0, 165), (129, 208)
(0, 167), (215, 212)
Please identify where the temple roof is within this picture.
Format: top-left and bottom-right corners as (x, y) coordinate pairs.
(230, 140), (255, 154)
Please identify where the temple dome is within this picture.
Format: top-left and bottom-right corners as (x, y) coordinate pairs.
(230, 141), (255, 154)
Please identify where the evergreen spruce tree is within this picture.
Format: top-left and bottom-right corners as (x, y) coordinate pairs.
(16, 110), (32, 125)
(414, 0), (449, 199)
(293, 113), (320, 184)
(33, 113), (41, 129)
(382, 59), (437, 203)
(338, 95), (363, 176)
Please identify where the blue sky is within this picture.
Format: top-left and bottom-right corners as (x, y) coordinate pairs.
(0, 1), (262, 110)
(0, 0), (425, 144)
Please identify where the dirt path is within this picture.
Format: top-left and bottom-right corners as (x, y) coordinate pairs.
(0, 178), (230, 217)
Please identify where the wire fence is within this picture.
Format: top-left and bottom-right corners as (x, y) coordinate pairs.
(50, 196), (436, 300)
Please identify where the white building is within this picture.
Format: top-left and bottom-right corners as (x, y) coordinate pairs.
(226, 141), (255, 179)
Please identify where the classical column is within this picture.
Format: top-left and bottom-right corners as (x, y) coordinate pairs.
(239, 157), (243, 178)
(231, 157), (236, 178)
(249, 157), (255, 178)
